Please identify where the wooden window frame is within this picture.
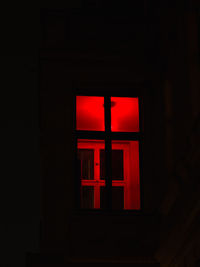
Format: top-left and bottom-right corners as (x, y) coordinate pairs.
(74, 91), (143, 212)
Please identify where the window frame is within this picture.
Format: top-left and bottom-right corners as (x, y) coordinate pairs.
(73, 89), (144, 213)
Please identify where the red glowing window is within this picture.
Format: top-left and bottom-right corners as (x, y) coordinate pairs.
(76, 96), (139, 132)
(76, 95), (141, 210)
(111, 97), (139, 132)
(76, 96), (105, 131)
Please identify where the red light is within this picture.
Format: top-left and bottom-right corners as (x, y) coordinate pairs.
(112, 140), (140, 210)
(76, 96), (140, 210)
(111, 97), (139, 132)
(76, 96), (105, 131)
(76, 96), (139, 132)
(127, 141), (140, 210)
(78, 139), (140, 210)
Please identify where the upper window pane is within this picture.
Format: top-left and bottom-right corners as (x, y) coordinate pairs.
(76, 96), (105, 131)
(111, 97), (139, 132)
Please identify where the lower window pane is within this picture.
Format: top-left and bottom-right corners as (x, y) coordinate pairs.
(78, 149), (94, 180)
(100, 186), (124, 210)
(112, 140), (140, 210)
(77, 139), (140, 210)
(100, 187), (106, 209)
(112, 150), (124, 180)
(100, 149), (124, 180)
(112, 187), (124, 210)
(81, 186), (94, 209)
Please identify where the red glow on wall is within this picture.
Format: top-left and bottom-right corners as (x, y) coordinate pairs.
(111, 97), (139, 132)
(76, 96), (105, 131)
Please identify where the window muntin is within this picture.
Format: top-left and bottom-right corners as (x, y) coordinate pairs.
(76, 96), (141, 210)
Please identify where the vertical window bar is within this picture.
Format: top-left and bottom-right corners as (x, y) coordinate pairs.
(104, 96), (112, 210)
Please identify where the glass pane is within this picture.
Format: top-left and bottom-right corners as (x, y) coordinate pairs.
(112, 150), (124, 179)
(78, 149), (94, 180)
(101, 186), (125, 210)
(81, 186), (94, 209)
(112, 187), (124, 210)
(100, 149), (124, 180)
(111, 97), (139, 132)
(76, 96), (105, 131)
(100, 186), (106, 209)
(100, 149), (105, 180)
(112, 140), (140, 210)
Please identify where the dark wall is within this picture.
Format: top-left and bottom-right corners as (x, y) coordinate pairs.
(39, 3), (166, 263)
(0, 8), (39, 267)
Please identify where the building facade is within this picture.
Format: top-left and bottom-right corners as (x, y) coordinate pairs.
(32, 1), (200, 266)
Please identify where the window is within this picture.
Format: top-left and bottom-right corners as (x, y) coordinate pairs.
(75, 95), (141, 210)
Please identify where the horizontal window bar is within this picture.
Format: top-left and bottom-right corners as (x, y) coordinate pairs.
(75, 131), (106, 139)
(76, 131), (141, 140)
